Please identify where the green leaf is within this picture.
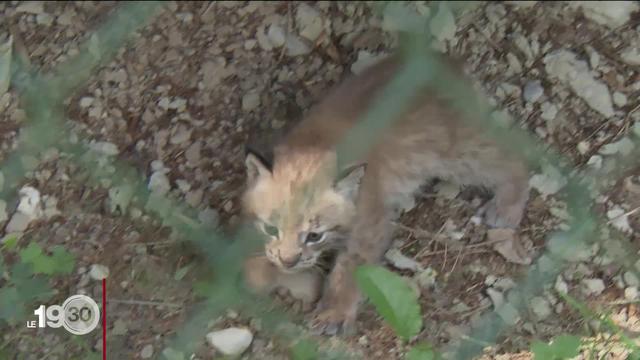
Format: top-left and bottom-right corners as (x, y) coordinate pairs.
(1, 233), (19, 250)
(406, 343), (438, 360)
(290, 339), (318, 360)
(15, 276), (53, 301)
(0, 286), (24, 322)
(31, 255), (57, 275)
(50, 245), (75, 274)
(532, 335), (581, 360)
(531, 341), (554, 360)
(10, 261), (34, 285)
(19, 242), (43, 263)
(355, 265), (422, 340)
(193, 281), (214, 297)
(18, 243), (74, 275)
(549, 335), (581, 359)
(174, 263), (194, 281)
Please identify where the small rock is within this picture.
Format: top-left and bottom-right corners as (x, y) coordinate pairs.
(285, 34), (312, 56)
(530, 296), (552, 319)
(296, 3), (324, 42)
(0, 200), (6, 223)
(600, 137), (634, 156)
(89, 264), (110, 280)
(620, 47), (640, 66)
(385, 248), (421, 271)
(79, 96), (94, 108)
(35, 13), (54, 26)
(198, 208), (219, 227)
(555, 276), (568, 294)
(17, 186), (42, 218)
(506, 53), (523, 74)
(267, 24), (286, 48)
(544, 49), (614, 118)
(111, 319), (127, 336)
(577, 141), (590, 155)
(429, 2), (457, 43)
(529, 165), (567, 197)
(505, 1), (537, 7)
(612, 92), (628, 107)
(16, 1), (44, 14)
(587, 155), (602, 170)
(581, 278), (605, 296)
(185, 141), (201, 167)
(351, 51), (388, 75)
(625, 286), (639, 300)
(487, 288), (504, 308)
(5, 213), (31, 233)
(206, 328), (253, 356)
(523, 81), (544, 103)
(185, 189), (203, 208)
(414, 267), (438, 290)
(201, 58), (232, 88)
(242, 92), (260, 112)
(175, 180), (191, 193)
(148, 171), (171, 196)
(540, 102), (558, 122)
(140, 344), (154, 359)
(623, 271), (639, 287)
(607, 206), (632, 233)
(90, 141), (119, 156)
(170, 126), (191, 145)
(570, 1), (639, 28)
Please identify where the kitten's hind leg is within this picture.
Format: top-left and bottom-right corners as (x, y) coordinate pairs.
(483, 169), (530, 229)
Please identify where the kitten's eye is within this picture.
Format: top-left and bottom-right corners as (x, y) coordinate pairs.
(261, 223), (279, 238)
(305, 232), (324, 244)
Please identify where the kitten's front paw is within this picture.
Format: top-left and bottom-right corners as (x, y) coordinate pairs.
(310, 307), (356, 336)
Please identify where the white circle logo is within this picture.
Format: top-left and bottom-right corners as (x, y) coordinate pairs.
(61, 295), (101, 335)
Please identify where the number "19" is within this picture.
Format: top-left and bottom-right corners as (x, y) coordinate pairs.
(33, 304), (92, 328)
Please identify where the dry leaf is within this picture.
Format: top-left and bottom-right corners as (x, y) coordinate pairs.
(488, 228), (532, 265)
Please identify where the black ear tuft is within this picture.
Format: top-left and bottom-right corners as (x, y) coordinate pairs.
(245, 144), (273, 172)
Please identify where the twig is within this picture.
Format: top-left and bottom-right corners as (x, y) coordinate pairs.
(606, 206), (640, 225)
(109, 299), (182, 308)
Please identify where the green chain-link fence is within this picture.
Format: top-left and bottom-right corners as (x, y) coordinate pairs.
(1, 1), (639, 359)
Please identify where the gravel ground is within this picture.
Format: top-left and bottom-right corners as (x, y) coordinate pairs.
(1, 1), (639, 359)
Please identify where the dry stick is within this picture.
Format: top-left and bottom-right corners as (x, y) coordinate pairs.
(109, 299), (183, 308)
(606, 206), (640, 225)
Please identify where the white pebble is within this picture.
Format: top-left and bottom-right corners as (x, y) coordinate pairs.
(89, 264), (110, 280)
(581, 278), (605, 296)
(206, 328), (253, 356)
(523, 80), (544, 103)
(625, 286), (638, 300)
(613, 91), (628, 107)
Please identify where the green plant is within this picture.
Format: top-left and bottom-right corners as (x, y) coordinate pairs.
(530, 334), (581, 360)
(356, 264), (439, 359)
(0, 238), (75, 324)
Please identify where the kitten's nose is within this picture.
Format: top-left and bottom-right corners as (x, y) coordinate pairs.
(279, 253), (301, 268)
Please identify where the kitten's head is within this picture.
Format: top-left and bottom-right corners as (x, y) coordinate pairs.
(241, 146), (364, 273)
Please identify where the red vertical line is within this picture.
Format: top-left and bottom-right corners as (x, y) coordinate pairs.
(102, 278), (106, 360)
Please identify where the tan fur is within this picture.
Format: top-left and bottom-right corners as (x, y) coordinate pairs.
(242, 54), (530, 334)
(242, 255), (323, 311)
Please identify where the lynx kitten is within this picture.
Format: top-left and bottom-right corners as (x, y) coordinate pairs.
(241, 54), (529, 335)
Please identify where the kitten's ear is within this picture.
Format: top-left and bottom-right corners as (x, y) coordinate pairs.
(334, 163), (366, 202)
(245, 145), (273, 185)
